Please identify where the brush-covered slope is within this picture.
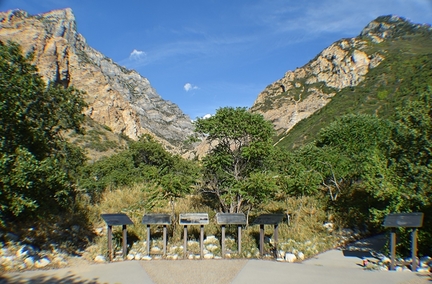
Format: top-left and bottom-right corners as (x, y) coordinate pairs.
(251, 15), (432, 148)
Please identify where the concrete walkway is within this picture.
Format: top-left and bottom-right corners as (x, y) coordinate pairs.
(0, 236), (430, 284)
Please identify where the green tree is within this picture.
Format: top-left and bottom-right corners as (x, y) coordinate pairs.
(130, 135), (200, 216)
(79, 134), (200, 216)
(0, 41), (87, 222)
(270, 147), (321, 198)
(386, 90), (432, 255)
(194, 107), (275, 213)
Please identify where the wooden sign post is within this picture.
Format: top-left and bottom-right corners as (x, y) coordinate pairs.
(141, 213), (171, 256)
(100, 213), (134, 261)
(252, 214), (285, 257)
(216, 213), (247, 258)
(179, 213), (209, 259)
(383, 212), (424, 271)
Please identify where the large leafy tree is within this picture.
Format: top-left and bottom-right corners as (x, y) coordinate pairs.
(194, 107), (275, 213)
(386, 90), (432, 255)
(0, 41), (87, 222)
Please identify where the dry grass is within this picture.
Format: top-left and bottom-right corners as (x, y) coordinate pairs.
(80, 185), (339, 261)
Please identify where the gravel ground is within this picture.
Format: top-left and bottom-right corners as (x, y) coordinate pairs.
(140, 259), (248, 284)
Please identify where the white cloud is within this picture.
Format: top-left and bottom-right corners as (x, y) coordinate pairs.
(202, 114), (212, 119)
(129, 49), (146, 60)
(184, 83), (199, 91)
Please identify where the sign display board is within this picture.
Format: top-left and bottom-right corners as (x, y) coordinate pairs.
(142, 213), (171, 225)
(100, 213), (133, 261)
(383, 212), (424, 272)
(252, 214), (284, 225)
(383, 213), (424, 228)
(101, 213), (134, 226)
(216, 213), (247, 225)
(179, 213), (209, 225)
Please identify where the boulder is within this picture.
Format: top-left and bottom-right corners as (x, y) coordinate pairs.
(285, 253), (297, 263)
(204, 253), (214, 259)
(35, 257), (50, 268)
(94, 255), (106, 263)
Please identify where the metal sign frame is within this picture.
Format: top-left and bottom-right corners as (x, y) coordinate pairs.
(179, 213), (209, 259)
(216, 213), (247, 258)
(383, 212), (424, 271)
(252, 214), (285, 257)
(142, 213), (172, 256)
(100, 213), (134, 261)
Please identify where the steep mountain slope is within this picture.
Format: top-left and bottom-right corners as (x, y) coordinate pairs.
(250, 15), (432, 148)
(0, 9), (194, 152)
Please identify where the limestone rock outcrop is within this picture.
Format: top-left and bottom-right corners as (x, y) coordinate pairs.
(250, 15), (425, 137)
(0, 9), (194, 150)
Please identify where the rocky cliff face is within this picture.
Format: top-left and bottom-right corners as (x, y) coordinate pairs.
(0, 9), (194, 150)
(250, 15), (425, 137)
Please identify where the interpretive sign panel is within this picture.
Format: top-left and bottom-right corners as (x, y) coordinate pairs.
(216, 213), (247, 225)
(383, 212), (424, 271)
(179, 213), (209, 225)
(252, 214), (284, 225)
(101, 213), (134, 226)
(100, 213), (133, 261)
(142, 213), (171, 225)
(383, 213), (424, 228)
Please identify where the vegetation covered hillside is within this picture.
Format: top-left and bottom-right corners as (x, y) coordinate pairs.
(274, 16), (432, 149)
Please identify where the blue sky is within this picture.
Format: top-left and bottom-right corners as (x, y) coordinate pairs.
(1, 0), (431, 119)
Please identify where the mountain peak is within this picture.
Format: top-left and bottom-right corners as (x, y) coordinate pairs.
(0, 9), (194, 152)
(360, 15), (431, 43)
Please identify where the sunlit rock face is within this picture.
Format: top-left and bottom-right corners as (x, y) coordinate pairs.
(0, 9), (194, 151)
(250, 15), (423, 136)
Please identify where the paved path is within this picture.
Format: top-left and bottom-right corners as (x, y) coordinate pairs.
(0, 236), (430, 284)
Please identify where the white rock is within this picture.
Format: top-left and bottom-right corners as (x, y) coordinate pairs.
(323, 222), (334, 232)
(276, 258), (285, 262)
(126, 253), (135, 260)
(297, 252), (305, 260)
(416, 267), (430, 273)
(150, 247), (161, 254)
(134, 253), (142, 260)
(16, 245), (35, 258)
(35, 257), (50, 268)
(142, 255), (152, 261)
(278, 250), (285, 258)
(206, 244), (218, 252)
(153, 255), (162, 260)
(285, 253), (297, 263)
(188, 254), (194, 260)
(94, 227), (104, 236)
(204, 253), (214, 259)
(214, 256), (222, 260)
(187, 241), (198, 246)
(204, 236), (218, 244)
(395, 266), (403, 272)
(94, 255), (106, 263)
(381, 256), (391, 264)
(194, 254), (201, 260)
(24, 256), (35, 267)
(171, 254), (179, 260)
